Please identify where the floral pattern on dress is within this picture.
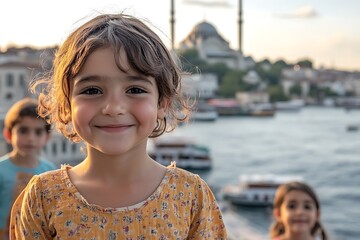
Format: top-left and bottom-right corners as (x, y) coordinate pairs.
(10, 165), (227, 239)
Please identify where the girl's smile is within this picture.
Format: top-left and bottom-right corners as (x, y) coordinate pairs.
(95, 124), (134, 133)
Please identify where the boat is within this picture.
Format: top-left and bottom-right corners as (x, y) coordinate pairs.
(275, 99), (304, 112)
(346, 124), (359, 132)
(248, 103), (276, 117)
(207, 98), (248, 116)
(190, 102), (218, 121)
(222, 174), (303, 207)
(148, 135), (212, 170)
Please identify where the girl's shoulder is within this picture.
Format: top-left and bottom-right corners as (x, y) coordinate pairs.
(167, 165), (201, 184)
(26, 165), (69, 191)
(37, 165), (66, 179)
(165, 165), (212, 194)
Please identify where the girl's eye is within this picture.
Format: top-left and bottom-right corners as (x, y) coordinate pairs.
(304, 203), (313, 210)
(127, 87), (146, 94)
(35, 128), (46, 136)
(287, 203), (296, 210)
(81, 87), (102, 95)
(18, 127), (29, 135)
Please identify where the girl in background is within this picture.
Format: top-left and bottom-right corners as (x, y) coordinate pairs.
(270, 181), (328, 240)
(0, 98), (55, 240)
(10, 13), (227, 239)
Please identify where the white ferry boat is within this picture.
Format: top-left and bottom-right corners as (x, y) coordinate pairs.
(275, 99), (304, 112)
(148, 135), (212, 170)
(190, 102), (218, 121)
(222, 174), (303, 207)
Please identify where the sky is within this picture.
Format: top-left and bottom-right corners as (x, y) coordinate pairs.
(1, 0), (360, 71)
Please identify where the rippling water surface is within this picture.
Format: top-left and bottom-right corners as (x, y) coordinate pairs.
(175, 107), (360, 240)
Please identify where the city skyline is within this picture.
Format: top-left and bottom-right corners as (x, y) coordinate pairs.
(1, 0), (360, 71)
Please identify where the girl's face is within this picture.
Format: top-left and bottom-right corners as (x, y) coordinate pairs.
(70, 47), (167, 157)
(7, 116), (50, 158)
(276, 190), (319, 237)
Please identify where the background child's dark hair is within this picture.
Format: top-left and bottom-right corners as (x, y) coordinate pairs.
(270, 181), (328, 240)
(32, 13), (190, 142)
(4, 98), (51, 133)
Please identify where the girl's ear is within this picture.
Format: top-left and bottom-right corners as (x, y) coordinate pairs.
(273, 208), (281, 221)
(3, 129), (11, 143)
(316, 210), (320, 221)
(157, 98), (169, 119)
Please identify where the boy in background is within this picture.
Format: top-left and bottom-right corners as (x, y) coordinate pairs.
(0, 98), (56, 239)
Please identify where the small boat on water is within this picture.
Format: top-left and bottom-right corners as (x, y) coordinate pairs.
(190, 102), (218, 121)
(346, 124), (359, 132)
(148, 135), (212, 170)
(248, 103), (276, 117)
(222, 174), (303, 207)
(207, 98), (247, 116)
(275, 99), (304, 112)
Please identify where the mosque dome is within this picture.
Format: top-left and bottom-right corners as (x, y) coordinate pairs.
(191, 21), (218, 38)
(185, 21), (224, 42)
(180, 20), (229, 53)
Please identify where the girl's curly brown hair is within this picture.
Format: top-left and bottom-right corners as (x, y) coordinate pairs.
(32, 13), (190, 142)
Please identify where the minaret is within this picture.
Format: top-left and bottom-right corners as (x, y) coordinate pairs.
(170, 0), (175, 50)
(238, 0), (243, 53)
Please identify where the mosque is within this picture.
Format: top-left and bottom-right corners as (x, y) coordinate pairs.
(178, 20), (254, 70)
(170, 0), (254, 70)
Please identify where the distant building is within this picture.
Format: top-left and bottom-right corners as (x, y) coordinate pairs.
(0, 61), (40, 112)
(281, 67), (316, 97)
(281, 67), (360, 99)
(243, 70), (261, 85)
(182, 73), (218, 99)
(0, 47), (83, 165)
(236, 91), (270, 106)
(178, 21), (254, 70)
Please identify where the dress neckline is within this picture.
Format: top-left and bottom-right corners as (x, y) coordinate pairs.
(60, 164), (176, 212)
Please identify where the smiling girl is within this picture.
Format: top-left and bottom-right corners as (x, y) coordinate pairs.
(10, 13), (227, 239)
(270, 181), (328, 240)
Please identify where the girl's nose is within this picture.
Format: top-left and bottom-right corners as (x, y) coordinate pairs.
(295, 207), (305, 215)
(102, 94), (126, 116)
(26, 130), (38, 141)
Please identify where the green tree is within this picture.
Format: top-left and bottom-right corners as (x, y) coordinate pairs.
(202, 62), (229, 83)
(268, 85), (289, 102)
(259, 59), (271, 65)
(218, 70), (245, 97)
(289, 84), (302, 97)
(322, 87), (339, 97)
(296, 59), (313, 68)
(273, 59), (290, 69)
(309, 83), (321, 99)
(265, 65), (283, 86)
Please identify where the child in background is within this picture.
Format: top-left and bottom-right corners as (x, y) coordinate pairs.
(0, 98), (56, 240)
(10, 13), (227, 239)
(270, 181), (328, 240)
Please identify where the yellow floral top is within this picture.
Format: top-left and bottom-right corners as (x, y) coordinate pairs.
(10, 165), (227, 239)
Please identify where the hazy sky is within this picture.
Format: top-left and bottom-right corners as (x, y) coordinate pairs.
(1, 0), (359, 71)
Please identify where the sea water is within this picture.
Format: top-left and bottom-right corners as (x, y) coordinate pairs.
(176, 106), (360, 240)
